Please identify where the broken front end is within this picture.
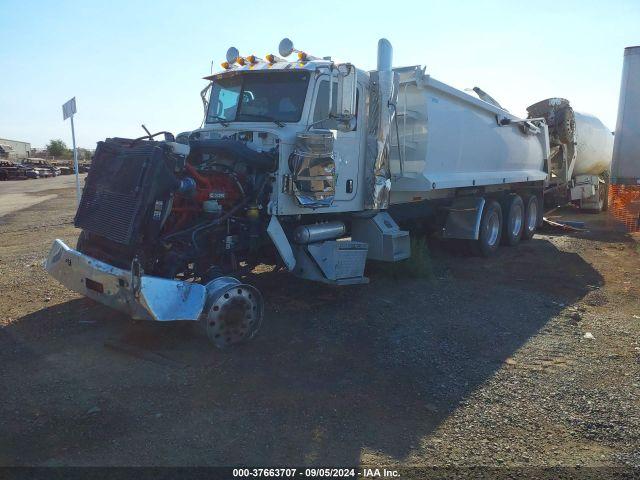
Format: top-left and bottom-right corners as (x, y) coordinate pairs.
(46, 134), (273, 348)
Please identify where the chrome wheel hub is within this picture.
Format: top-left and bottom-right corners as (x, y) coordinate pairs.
(202, 277), (263, 348)
(512, 204), (523, 237)
(527, 202), (537, 232)
(487, 212), (501, 246)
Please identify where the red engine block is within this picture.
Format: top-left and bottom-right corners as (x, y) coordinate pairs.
(163, 163), (244, 233)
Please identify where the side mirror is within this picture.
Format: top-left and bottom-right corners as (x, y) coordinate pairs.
(335, 63), (357, 122)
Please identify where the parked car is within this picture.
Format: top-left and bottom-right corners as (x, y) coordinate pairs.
(19, 163), (39, 179)
(27, 165), (52, 178)
(23, 159), (61, 177)
(0, 160), (38, 180)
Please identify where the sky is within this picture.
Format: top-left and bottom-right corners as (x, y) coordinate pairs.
(1, 0), (638, 149)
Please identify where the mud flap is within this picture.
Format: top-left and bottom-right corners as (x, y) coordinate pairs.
(442, 197), (486, 240)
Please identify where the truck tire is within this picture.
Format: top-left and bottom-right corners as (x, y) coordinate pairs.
(521, 194), (539, 241)
(500, 194), (524, 246)
(471, 200), (502, 257)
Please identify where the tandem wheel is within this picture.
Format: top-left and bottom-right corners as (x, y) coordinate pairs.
(470, 200), (502, 257)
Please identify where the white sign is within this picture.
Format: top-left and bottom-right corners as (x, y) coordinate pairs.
(62, 96), (81, 204)
(62, 97), (77, 120)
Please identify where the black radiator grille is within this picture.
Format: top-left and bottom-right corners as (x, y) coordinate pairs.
(75, 188), (139, 245)
(74, 138), (178, 247)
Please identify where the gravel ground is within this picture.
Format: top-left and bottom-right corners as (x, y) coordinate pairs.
(0, 186), (639, 470)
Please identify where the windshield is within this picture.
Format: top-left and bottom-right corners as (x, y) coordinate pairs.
(206, 71), (310, 124)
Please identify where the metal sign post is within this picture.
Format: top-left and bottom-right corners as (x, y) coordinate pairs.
(62, 97), (80, 204)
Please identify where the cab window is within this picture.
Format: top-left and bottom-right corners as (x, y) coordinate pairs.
(313, 80), (358, 131)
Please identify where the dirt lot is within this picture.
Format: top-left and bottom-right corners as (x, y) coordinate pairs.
(1, 184), (639, 469)
(0, 174), (86, 217)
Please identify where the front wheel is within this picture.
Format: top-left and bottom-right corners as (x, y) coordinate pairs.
(200, 277), (263, 349)
(470, 200), (502, 257)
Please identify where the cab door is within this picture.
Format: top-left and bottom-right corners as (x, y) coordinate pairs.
(310, 77), (361, 203)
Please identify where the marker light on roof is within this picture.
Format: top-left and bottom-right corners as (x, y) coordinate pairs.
(265, 54), (285, 64)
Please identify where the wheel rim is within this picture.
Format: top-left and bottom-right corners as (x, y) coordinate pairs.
(486, 211), (500, 246)
(527, 201), (537, 232)
(205, 283), (263, 348)
(512, 204), (523, 237)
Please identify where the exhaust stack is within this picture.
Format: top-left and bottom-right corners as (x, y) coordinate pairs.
(366, 38), (396, 210)
(377, 38), (393, 72)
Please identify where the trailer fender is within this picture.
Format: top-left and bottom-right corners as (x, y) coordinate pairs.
(442, 196), (486, 240)
(267, 216), (296, 271)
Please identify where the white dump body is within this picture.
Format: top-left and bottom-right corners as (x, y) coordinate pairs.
(388, 68), (548, 204)
(573, 111), (614, 176)
(612, 46), (640, 184)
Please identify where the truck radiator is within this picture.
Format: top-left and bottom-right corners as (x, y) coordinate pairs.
(75, 189), (140, 245)
(74, 138), (178, 246)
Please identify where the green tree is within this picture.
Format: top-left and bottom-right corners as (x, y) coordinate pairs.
(78, 148), (93, 162)
(46, 139), (70, 158)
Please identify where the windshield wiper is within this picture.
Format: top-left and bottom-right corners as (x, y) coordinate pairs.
(237, 113), (285, 128)
(208, 115), (230, 126)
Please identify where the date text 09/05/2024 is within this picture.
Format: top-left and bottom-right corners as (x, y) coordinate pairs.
(232, 468), (400, 478)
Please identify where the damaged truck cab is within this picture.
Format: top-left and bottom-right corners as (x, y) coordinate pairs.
(47, 38), (556, 348)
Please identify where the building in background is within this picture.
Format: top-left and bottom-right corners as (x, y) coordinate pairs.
(0, 138), (31, 160)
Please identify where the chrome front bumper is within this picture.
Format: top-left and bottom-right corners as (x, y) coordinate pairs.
(45, 239), (206, 321)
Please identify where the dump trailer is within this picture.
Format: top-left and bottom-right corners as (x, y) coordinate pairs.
(47, 38), (570, 348)
(612, 46), (640, 185)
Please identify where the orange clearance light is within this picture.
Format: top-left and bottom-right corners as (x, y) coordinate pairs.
(237, 57), (246, 66)
(297, 51), (308, 61)
(247, 55), (257, 64)
(266, 53), (276, 63)
(221, 61), (230, 69)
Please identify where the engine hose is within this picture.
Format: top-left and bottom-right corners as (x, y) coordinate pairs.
(190, 197), (251, 249)
(163, 175), (269, 244)
(190, 175), (270, 249)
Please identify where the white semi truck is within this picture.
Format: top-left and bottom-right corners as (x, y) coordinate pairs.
(45, 38), (612, 348)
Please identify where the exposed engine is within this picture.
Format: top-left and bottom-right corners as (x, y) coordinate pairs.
(74, 131), (278, 283)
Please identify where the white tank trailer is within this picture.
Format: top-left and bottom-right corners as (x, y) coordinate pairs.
(612, 46), (640, 185)
(527, 99), (613, 211)
(44, 38), (612, 348)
